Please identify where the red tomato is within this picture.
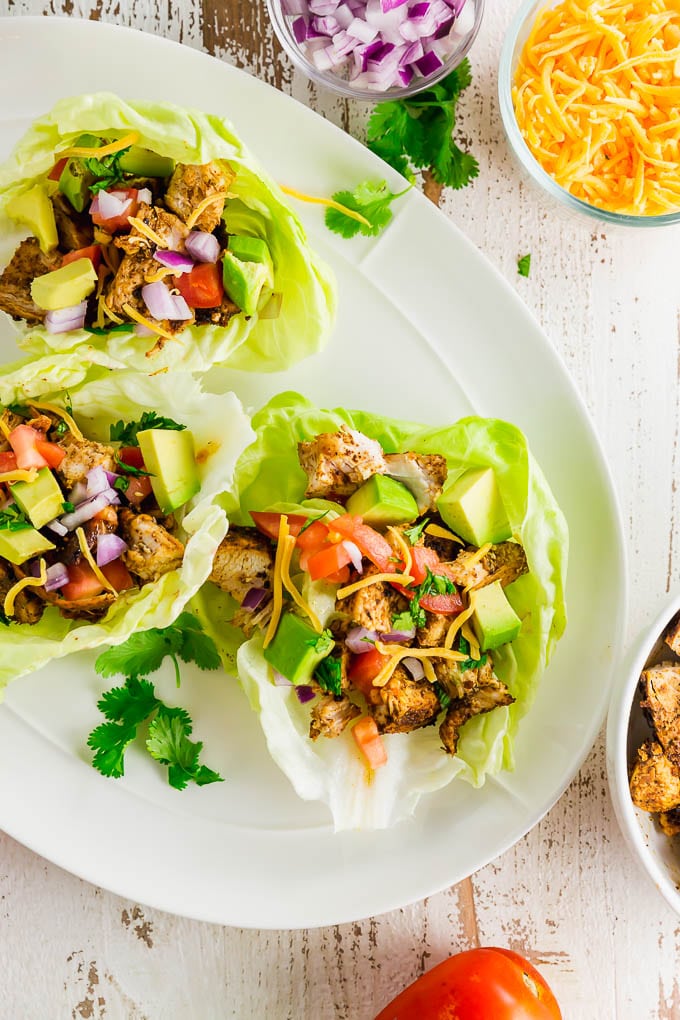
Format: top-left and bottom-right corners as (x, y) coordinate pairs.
(348, 647), (390, 696)
(352, 716), (387, 769)
(374, 947), (562, 1020)
(61, 562), (105, 602)
(62, 244), (102, 271)
(8, 425), (48, 470)
(250, 511), (307, 540)
(34, 440), (66, 469)
(123, 475), (153, 504)
(324, 566), (350, 584)
(101, 558), (134, 592)
(408, 545), (441, 585)
(296, 518), (332, 570)
(118, 446), (145, 469)
(0, 451), (18, 473)
(174, 263), (224, 308)
(91, 188), (138, 233)
(307, 541), (353, 582)
(328, 515), (393, 572)
(419, 591), (464, 615)
(48, 157), (68, 181)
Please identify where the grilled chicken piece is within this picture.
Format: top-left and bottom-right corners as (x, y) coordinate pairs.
(0, 238), (61, 323)
(105, 253), (157, 317)
(666, 615), (680, 656)
(440, 672), (514, 755)
(481, 542), (528, 587)
(195, 297), (240, 325)
(629, 740), (680, 813)
(368, 664), (440, 734)
(639, 663), (680, 768)
(55, 432), (116, 490)
(416, 611), (451, 648)
(659, 807), (680, 837)
(298, 428), (388, 498)
(119, 509), (184, 582)
(0, 560), (44, 625)
(51, 193), (94, 251)
(209, 525), (274, 605)
(432, 656), (484, 701)
(164, 162), (231, 232)
(115, 202), (189, 257)
(309, 695), (361, 740)
(340, 565), (404, 634)
(384, 452), (448, 514)
(443, 547), (488, 588)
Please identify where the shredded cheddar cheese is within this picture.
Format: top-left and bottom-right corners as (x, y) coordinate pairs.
(279, 534), (323, 634)
(4, 558), (47, 618)
(371, 642), (466, 689)
(513, 0), (680, 215)
(444, 595), (477, 650)
(57, 132), (139, 159)
(99, 298), (125, 325)
(144, 265), (178, 283)
(0, 469), (38, 484)
(75, 527), (118, 595)
(279, 184), (373, 228)
(336, 571), (415, 600)
(0, 415), (13, 441)
(121, 303), (179, 343)
(184, 193), (226, 230)
(461, 542), (492, 568)
(424, 523), (464, 545)
(28, 401), (83, 441)
(263, 515), (288, 648)
(387, 526), (412, 577)
(127, 217), (167, 248)
(461, 621), (481, 662)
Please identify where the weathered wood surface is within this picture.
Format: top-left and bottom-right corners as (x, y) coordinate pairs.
(1, 2), (680, 1018)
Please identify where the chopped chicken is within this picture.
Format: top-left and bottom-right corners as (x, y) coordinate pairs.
(629, 740), (680, 813)
(481, 541), (528, 587)
(115, 202), (188, 257)
(368, 664), (440, 734)
(0, 561), (44, 625)
(164, 162), (231, 232)
(432, 656), (483, 701)
(442, 547), (488, 588)
(423, 527), (461, 562)
(209, 525), (274, 604)
(310, 695), (361, 740)
(440, 671), (514, 755)
(416, 611), (451, 648)
(298, 428), (388, 498)
(51, 193), (94, 251)
(54, 589), (116, 621)
(105, 253), (157, 318)
(55, 432), (116, 490)
(195, 296), (240, 325)
(119, 509), (184, 582)
(0, 238), (61, 323)
(639, 663), (680, 767)
(25, 413), (55, 435)
(340, 564), (404, 634)
(384, 451), (448, 513)
(666, 615), (680, 656)
(659, 807), (680, 837)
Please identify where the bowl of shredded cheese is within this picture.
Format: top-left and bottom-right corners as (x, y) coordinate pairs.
(499, 0), (680, 225)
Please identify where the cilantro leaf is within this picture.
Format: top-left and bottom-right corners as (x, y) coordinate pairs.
(325, 180), (409, 239)
(85, 323), (134, 336)
(87, 720), (137, 778)
(175, 613), (221, 671)
(0, 607), (11, 627)
(299, 510), (330, 534)
(147, 707), (223, 791)
(391, 610), (416, 632)
(408, 569), (457, 628)
(433, 681), (451, 710)
(94, 613), (220, 686)
(96, 676), (160, 728)
(83, 147), (131, 195)
(366, 60), (479, 191)
(403, 518), (429, 545)
(458, 634), (488, 671)
(0, 505), (31, 532)
(115, 456), (153, 478)
(109, 410), (186, 447)
(6, 402), (30, 418)
(517, 253), (531, 278)
(62, 501), (75, 514)
(314, 655), (343, 697)
(310, 629), (335, 656)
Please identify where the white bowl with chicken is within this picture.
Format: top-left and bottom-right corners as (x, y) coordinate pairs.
(607, 593), (680, 916)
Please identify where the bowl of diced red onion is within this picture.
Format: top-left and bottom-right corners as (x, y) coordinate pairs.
(266, 0), (483, 100)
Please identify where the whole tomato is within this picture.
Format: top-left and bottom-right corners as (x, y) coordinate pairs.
(374, 947), (562, 1020)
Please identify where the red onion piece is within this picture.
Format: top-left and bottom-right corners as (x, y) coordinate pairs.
(90, 190), (132, 221)
(45, 518), (68, 538)
(45, 562), (70, 592)
(134, 322), (156, 338)
(59, 489), (120, 531)
(345, 626), (378, 654)
(153, 250), (194, 274)
(381, 626), (416, 642)
(96, 532), (128, 567)
(45, 300), (88, 335)
(295, 685), (317, 704)
(241, 587), (269, 611)
(402, 656), (425, 681)
(137, 187), (153, 205)
(342, 539), (363, 574)
(141, 282), (193, 322)
(68, 480), (88, 506)
(86, 465), (111, 498)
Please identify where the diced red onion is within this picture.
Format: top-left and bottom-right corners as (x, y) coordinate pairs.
(312, 14), (339, 32)
(282, 0), (307, 12)
(402, 656), (425, 681)
(295, 685), (317, 704)
(273, 670), (294, 686)
(415, 48), (443, 75)
(45, 518), (68, 538)
(347, 16), (378, 42)
(342, 539), (363, 574)
(381, 626), (416, 642)
(44, 562), (70, 592)
(345, 626), (378, 654)
(334, 3), (354, 27)
(90, 190), (132, 221)
(241, 587), (269, 611)
(153, 250), (194, 274)
(105, 471), (120, 487)
(68, 480), (88, 505)
(96, 532), (128, 567)
(259, 292), (283, 320)
(86, 465), (111, 498)
(137, 187), (153, 205)
(309, 0), (340, 12)
(45, 300), (88, 335)
(59, 489), (120, 530)
(142, 281), (193, 322)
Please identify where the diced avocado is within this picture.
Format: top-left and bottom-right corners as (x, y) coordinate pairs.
(30, 258), (97, 311)
(136, 428), (200, 514)
(5, 185), (58, 253)
(228, 235), (270, 264)
(10, 468), (65, 529)
(438, 467), (512, 547)
(263, 613), (332, 685)
(346, 474), (419, 527)
(58, 134), (100, 212)
(222, 251), (273, 317)
(118, 146), (175, 177)
(471, 580), (522, 651)
(0, 526), (55, 565)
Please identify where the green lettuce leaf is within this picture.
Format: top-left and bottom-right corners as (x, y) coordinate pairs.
(0, 370), (254, 695)
(0, 92), (336, 378)
(193, 392), (568, 830)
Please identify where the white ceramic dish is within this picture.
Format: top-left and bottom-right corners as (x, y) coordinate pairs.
(607, 594), (680, 916)
(0, 16), (627, 929)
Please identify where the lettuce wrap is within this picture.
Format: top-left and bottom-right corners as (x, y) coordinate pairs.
(0, 92), (336, 381)
(194, 392), (568, 830)
(0, 370), (254, 695)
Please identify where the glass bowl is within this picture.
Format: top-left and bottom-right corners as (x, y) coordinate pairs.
(266, 0), (485, 103)
(498, 0), (680, 228)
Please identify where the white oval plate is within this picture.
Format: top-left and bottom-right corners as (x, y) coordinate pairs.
(0, 17), (626, 929)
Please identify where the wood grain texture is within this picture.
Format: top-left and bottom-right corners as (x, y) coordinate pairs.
(0, 2), (680, 1018)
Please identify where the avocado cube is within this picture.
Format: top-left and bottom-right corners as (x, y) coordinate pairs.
(471, 580), (522, 652)
(228, 235), (270, 264)
(136, 428), (200, 514)
(222, 251), (273, 317)
(263, 613), (332, 685)
(10, 468), (65, 529)
(30, 258), (97, 312)
(0, 526), (55, 565)
(58, 135), (100, 212)
(118, 146), (175, 178)
(5, 184), (58, 253)
(346, 474), (419, 527)
(438, 467), (512, 547)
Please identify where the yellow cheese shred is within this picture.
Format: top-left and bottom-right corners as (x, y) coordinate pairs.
(99, 298), (125, 325)
(336, 571), (415, 600)
(461, 542), (492, 568)
(279, 533), (322, 634)
(58, 132), (139, 159)
(28, 401), (83, 441)
(185, 193), (226, 230)
(4, 559), (47, 618)
(75, 527), (118, 595)
(444, 595), (477, 650)
(263, 515), (288, 649)
(121, 303), (180, 344)
(387, 526), (412, 577)
(279, 184), (373, 228)
(424, 523), (464, 545)
(0, 469), (38, 484)
(0, 415), (12, 441)
(144, 265), (178, 283)
(461, 621), (481, 662)
(127, 217), (167, 249)
(371, 642), (466, 689)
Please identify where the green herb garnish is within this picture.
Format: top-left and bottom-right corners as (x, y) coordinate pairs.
(62, 501), (75, 513)
(298, 509), (331, 534)
(403, 517), (429, 545)
(84, 147), (131, 195)
(309, 629), (335, 656)
(458, 634), (487, 671)
(94, 612), (220, 688)
(115, 456), (153, 478)
(85, 323), (134, 336)
(110, 411), (186, 447)
(517, 253), (531, 278)
(325, 180), (410, 239)
(314, 655), (343, 697)
(113, 476), (130, 493)
(407, 569), (457, 628)
(6, 402), (30, 418)
(0, 505), (31, 532)
(391, 610), (415, 632)
(433, 681), (451, 710)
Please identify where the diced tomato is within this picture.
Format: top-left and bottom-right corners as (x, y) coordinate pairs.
(34, 440), (66, 469)
(118, 446), (145, 469)
(48, 157), (68, 182)
(250, 511), (307, 540)
(328, 515), (394, 573)
(408, 545), (441, 586)
(123, 475), (153, 505)
(324, 566), (350, 585)
(101, 558), (135, 592)
(62, 244), (102, 271)
(174, 263), (224, 309)
(307, 541), (354, 582)
(0, 451), (18, 473)
(91, 188), (139, 234)
(296, 518), (332, 570)
(352, 716), (388, 770)
(8, 425), (48, 470)
(60, 562), (105, 602)
(348, 646), (390, 696)
(419, 591), (464, 614)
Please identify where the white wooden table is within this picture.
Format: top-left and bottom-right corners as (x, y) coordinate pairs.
(1, 2), (680, 1018)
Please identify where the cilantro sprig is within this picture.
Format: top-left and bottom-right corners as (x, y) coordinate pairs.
(109, 411), (186, 447)
(0, 505), (31, 532)
(84, 147), (131, 195)
(325, 179), (410, 239)
(88, 614), (223, 790)
(314, 655), (343, 697)
(517, 253), (531, 278)
(408, 569), (457, 628)
(458, 634), (487, 671)
(403, 518), (429, 546)
(366, 60), (479, 191)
